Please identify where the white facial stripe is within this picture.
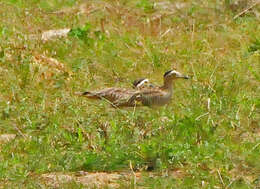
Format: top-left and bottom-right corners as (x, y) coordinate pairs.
(170, 70), (182, 77)
(136, 79), (149, 87)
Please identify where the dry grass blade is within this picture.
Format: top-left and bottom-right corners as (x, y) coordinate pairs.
(233, 0), (260, 19)
(217, 169), (226, 188)
(33, 55), (67, 73)
(32, 54), (72, 80)
(0, 134), (16, 144)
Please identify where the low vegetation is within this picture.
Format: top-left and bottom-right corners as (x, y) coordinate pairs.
(0, 0), (259, 188)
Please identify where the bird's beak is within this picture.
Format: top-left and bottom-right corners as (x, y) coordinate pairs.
(176, 72), (190, 79)
(183, 75), (190, 79)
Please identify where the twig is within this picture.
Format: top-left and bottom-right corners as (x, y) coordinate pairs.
(210, 62), (219, 81)
(248, 103), (255, 118)
(195, 112), (209, 121)
(226, 177), (237, 188)
(207, 98), (211, 111)
(132, 102), (136, 117)
(190, 19), (197, 80)
(129, 160), (137, 189)
(217, 169), (225, 188)
(251, 142), (260, 152)
(233, 1), (260, 20)
(13, 125), (27, 139)
(160, 28), (172, 38)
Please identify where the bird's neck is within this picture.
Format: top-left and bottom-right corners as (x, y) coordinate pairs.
(161, 79), (173, 91)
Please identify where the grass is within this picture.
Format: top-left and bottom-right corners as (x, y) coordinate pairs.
(0, 0), (259, 188)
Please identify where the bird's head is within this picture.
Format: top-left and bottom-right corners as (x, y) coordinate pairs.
(133, 78), (150, 89)
(163, 70), (189, 80)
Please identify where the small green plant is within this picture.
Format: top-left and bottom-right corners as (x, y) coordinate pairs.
(69, 23), (93, 46)
(136, 0), (154, 13)
(0, 50), (4, 59)
(248, 38), (260, 52)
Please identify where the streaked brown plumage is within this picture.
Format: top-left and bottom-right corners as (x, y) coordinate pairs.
(78, 69), (189, 108)
(79, 87), (139, 107)
(77, 78), (152, 107)
(133, 70), (189, 107)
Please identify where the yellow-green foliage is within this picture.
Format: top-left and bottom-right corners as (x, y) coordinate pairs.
(0, 0), (259, 188)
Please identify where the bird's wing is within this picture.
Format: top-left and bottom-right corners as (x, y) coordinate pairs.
(138, 88), (165, 97)
(97, 88), (138, 102)
(79, 87), (140, 106)
(129, 88), (165, 105)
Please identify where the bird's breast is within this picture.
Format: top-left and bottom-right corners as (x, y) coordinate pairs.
(142, 91), (172, 106)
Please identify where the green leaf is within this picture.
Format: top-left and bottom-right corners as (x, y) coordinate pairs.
(0, 50), (4, 59)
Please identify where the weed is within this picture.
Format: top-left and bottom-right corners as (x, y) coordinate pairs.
(248, 38), (260, 52)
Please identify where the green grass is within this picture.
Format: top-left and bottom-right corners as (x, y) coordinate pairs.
(0, 0), (259, 188)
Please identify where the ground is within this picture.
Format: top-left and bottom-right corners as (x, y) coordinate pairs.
(0, 0), (259, 188)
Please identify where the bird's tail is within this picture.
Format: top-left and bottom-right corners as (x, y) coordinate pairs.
(82, 91), (91, 95)
(75, 91), (101, 99)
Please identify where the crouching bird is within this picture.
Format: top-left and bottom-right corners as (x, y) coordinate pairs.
(132, 78), (154, 89)
(76, 78), (152, 107)
(131, 70), (189, 107)
(77, 87), (140, 107)
(77, 69), (189, 108)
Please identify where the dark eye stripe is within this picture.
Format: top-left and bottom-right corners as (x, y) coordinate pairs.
(133, 78), (146, 86)
(164, 70), (173, 77)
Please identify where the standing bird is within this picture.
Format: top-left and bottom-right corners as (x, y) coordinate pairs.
(132, 70), (189, 107)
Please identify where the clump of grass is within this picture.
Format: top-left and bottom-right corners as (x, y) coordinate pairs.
(136, 0), (155, 13)
(248, 38), (260, 52)
(68, 23), (94, 46)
